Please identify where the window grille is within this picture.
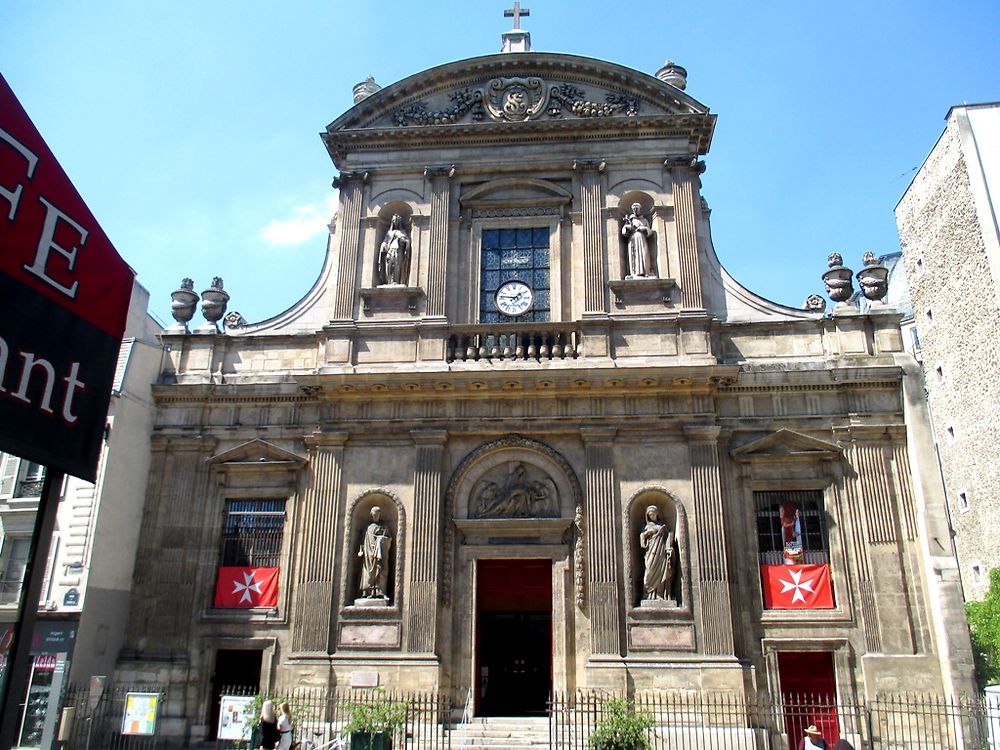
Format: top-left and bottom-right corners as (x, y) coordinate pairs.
(0, 538), (32, 605)
(219, 499), (286, 568)
(755, 490), (828, 565)
(479, 227), (550, 323)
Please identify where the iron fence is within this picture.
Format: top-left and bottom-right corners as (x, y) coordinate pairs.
(54, 683), (998, 749)
(549, 691), (996, 750)
(61, 682), (164, 750)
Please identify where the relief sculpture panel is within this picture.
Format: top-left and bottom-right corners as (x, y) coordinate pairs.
(471, 461), (559, 518)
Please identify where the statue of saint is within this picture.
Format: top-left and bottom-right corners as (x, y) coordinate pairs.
(639, 505), (675, 601)
(621, 203), (654, 278)
(358, 506), (392, 600)
(377, 214), (411, 286)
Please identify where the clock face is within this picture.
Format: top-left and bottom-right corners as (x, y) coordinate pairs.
(495, 280), (534, 316)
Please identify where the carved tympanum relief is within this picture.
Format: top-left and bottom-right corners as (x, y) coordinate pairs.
(391, 77), (640, 126)
(471, 461), (559, 518)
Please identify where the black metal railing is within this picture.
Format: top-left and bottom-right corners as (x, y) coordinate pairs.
(549, 690), (996, 750)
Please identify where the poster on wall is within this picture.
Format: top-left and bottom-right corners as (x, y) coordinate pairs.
(121, 692), (159, 736)
(217, 695), (255, 741)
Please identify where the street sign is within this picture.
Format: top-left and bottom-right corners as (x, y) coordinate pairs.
(0, 72), (134, 481)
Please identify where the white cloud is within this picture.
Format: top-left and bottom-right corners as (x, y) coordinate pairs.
(259, 194), (338, 246)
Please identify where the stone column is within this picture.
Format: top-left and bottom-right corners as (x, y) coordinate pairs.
(291, 432), (347, 654)
(406, 429), (447, 653)
(685, 425), (734, 655)
(332, 172), (367, 321)
(424, 166), (453, 318)
(576, 160), (607, 315)
(665, 158), (705, 310)
(581, 427), (622, 656)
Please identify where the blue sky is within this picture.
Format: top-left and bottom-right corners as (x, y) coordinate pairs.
(2, 1), (998, 324)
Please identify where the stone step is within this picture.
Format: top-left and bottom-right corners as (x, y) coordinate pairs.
(449, 717), (551, 749)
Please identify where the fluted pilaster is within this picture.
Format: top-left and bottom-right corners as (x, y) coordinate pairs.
(332, 173), (366, 320)
(291, 432), (347, 654)
(406, 429), (447, 653)
(581, 427), (622, 656)
(686, 425), (734, 655)
(424, 166), (453, 317)
(666, 159), (704, 310)
(576, 161), (607, 314)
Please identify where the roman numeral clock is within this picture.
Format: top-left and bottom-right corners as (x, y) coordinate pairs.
(495, 279), (534, 317)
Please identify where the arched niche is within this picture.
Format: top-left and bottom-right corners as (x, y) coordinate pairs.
(616, 191), (659, 280)
(442, 435), (586, 609)
(343, 488), (406, 608)
(624, 487), (688, 610)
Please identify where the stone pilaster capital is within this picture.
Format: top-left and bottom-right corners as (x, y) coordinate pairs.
(304, 430), (349, 449)
(332, 170), (369, 189)
(411, 429), (448, 445)
(572, 159), (606, 173)
(580, 426), (617, 445)
(683, 424), (721, 442)
(424, 165), (456, 180)
(664, 156), (705, 174)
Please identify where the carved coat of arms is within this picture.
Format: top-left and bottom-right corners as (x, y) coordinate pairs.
(484, 77), (548, 122)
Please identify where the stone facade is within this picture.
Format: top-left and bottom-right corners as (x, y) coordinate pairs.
(116, 49), (976, 744)
(895, 102), (1000, 601)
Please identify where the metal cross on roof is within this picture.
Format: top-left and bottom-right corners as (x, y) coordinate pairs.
(504, 1), (530, 29)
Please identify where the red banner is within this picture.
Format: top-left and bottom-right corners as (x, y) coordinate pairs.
(761, 564), (834, 609)
(1, 73), (134, 480)
(214, 567), (279, 608)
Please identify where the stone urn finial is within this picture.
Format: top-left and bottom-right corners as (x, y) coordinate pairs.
(170, 277), (199, 329)
(856, 251), (889, 302)
(353, 76), (381, 104)
(655, 60), (688, 90)
(822, 253), (854, 303)
(200, 277), (230, 328)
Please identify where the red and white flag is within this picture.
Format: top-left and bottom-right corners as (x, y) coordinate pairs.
(214, 567), (279, 608)
(761, 564), (834, 609)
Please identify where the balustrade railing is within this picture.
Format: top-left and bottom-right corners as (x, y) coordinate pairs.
(446, 323), (581, 363)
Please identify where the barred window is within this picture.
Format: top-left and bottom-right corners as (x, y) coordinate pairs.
(755, 490), (828, 565)
(479, 227), (551, 323)
(219, 499), (286, 567)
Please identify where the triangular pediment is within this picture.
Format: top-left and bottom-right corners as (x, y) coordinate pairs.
(731, 429), (843, 461)
(207, 438), (307, 469)
(323, 53), (714, 166)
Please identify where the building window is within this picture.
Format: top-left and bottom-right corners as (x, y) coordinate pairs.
(0, 456), (45, 499)
(957, 490), (971, 513)
(219, 499), (286, 568)
(479, 227), (550, 323)
(972, 565), (983, 584)
(0, 537), (32, 605)
(755, 490), (828, 565)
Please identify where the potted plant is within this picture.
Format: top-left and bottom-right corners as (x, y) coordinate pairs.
(344, 691), (408, 750)
(588, 698), (654, 750)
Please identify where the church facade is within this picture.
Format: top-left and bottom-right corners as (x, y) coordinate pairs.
(115, 35), (975, 743)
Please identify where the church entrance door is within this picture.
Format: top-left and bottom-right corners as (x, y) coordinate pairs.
(476, 558), (552, 716)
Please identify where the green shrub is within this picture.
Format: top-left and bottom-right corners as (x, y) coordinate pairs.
(588, 698), (654, 750)
(344, 690), (408, 737)
(967, 567), (1000, 691)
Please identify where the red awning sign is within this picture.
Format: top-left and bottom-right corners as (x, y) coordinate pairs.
(1, 73), (134, 480)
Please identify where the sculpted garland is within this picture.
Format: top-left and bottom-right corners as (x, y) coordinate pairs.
(390, 77), (640, 126)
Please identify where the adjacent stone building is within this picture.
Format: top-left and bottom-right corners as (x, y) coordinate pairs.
(895, 102), (1000, 601)
(116, 28), (976, 745)
(0, 280), (160, 748)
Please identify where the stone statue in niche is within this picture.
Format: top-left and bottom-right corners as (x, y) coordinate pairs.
(621, 203), (654, 279)
(357, 506), (393, 603)
(377, 214), (411, 286)
(639, 505), (676, 605)
(473, 462), (557, 518)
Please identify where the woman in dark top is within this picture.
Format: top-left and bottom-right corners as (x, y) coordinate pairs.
(258, 700), (280, 750)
